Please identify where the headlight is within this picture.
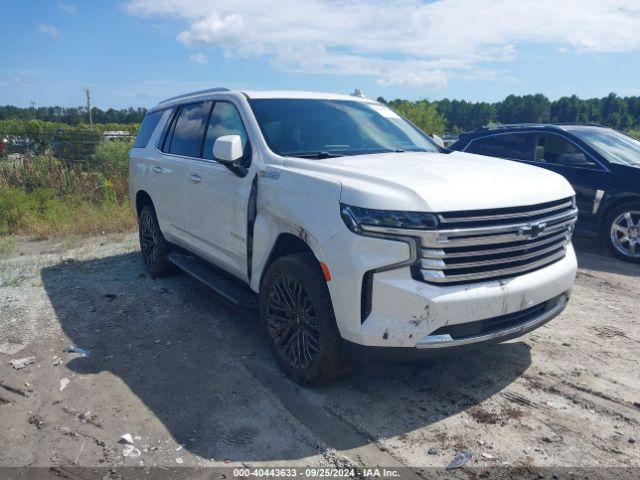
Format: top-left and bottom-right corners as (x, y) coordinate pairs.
(340, 203), (439, 234)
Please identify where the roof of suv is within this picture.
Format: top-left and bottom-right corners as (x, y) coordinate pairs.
(242, 90), (369, 101)
(156, 87), (371, 108)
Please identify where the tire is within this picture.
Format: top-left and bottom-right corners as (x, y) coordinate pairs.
(138, 204), (173, 277)
(259, 253), (351, 386)
(602, 201), (640, 263)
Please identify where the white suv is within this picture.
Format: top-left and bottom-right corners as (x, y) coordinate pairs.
(129, 88), (578, 385)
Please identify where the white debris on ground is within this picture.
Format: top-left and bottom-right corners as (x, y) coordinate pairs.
(9, 356), (36, 370)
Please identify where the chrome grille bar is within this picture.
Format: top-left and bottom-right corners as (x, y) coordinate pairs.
(362, 209), (577, 249)
(421, 216), (576, 248)
(421, 231), (570, 260)
(417, 197), (577, 285)
(437, 199), (573, 224)
(420, 241), (566, 270)
(420, 248), (568, 284)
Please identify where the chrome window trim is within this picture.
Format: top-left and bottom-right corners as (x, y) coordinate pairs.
(155, 99), (252, 167)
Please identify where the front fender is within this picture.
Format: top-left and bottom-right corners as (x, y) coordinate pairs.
(249, 168), (343, 292)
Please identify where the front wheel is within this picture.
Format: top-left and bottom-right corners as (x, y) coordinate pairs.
(603, 202), (640, 263)
(259, 253), (350, 386)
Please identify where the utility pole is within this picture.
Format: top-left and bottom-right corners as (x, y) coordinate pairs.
(84, 88), (93, 124)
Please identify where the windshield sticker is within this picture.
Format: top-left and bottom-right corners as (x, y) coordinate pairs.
(370, 105), (401, 119)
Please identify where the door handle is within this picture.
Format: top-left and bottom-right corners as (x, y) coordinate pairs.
(151, 166), (163, 174)
(189, 174), (202, 184)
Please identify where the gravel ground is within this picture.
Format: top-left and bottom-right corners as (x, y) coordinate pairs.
(0, 233), (638, 475)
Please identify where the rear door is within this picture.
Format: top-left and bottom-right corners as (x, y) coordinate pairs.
(183, 100), (253, 281)
(154, 101), (212, 245)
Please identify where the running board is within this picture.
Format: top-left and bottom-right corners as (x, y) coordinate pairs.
(167, 252), (258, 309)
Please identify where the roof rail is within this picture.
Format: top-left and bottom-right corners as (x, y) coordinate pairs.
(552, 122), (608, 128)
(476, 122), (609, 131)
(159, 87), (230, 105)
(477, 123), (546, 131)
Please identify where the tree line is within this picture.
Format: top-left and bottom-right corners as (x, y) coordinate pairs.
(383, 92), (640, 135)
(3, 92), (640, 136)
(0, 105), (147, 125)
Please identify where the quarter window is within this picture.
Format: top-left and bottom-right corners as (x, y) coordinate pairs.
(466, 133), (534, 161)
(203, 102), (249, 160)
(165, 101), (212, 157)
(133, 110), (163, 148)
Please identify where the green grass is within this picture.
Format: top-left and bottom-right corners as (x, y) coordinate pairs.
(0, 139), (136, 238)
(0, 187), (136, 237)
(0, 236), (14, 258)
(0, 266), (25, 287)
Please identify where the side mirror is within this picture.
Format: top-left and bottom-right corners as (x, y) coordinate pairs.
(213, 135), (243, 163)
(431, 134), (445, 148)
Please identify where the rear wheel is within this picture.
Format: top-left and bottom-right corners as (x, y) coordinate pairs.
(603, 202), (640, 263)
(138, 204), (173, 277)
(260, 253), (350, 386)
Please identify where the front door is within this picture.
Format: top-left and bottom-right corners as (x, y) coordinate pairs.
(185, 101), (253, 281)
(528, 133), (609, 232)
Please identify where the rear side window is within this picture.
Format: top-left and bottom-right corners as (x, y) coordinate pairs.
(165, 101), (212, 157)
(133, 110), (163, 148)
(466, 133), (534, 161)
(203, 102), (249, 160)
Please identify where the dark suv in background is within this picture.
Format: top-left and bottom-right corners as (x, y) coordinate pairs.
(450, 124), (640, 263)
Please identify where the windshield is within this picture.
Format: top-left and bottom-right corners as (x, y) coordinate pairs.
(571, 128), (640, 168)
(249, 99), (438, 157)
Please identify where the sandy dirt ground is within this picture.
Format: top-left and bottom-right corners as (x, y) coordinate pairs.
(0, 233), (638, 476)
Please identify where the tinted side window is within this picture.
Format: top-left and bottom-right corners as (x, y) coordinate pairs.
(534, 133), (598, 169)
(167, 101), (212, 157)
(203, 102), (249, 160)
(466, 133), (534, 161)
(133, 110), (163, 148)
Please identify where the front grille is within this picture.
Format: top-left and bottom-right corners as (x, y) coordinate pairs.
(416, 197), (577, 285)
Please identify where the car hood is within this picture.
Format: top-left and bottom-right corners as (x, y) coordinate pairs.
(286, 151), (575, 212)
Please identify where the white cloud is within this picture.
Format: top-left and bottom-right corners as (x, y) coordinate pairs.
(59, 2), (76, 13)
(124, 0), (640, 88)
(37, 24), (61, 39)
(189, 52), (209, 64)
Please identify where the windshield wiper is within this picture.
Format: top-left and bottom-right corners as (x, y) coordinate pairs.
(284, 151), (343, 159)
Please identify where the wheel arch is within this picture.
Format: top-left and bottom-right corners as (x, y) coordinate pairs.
(135, 190), (154, 217)
(259, 233), (321, 286)
(597, 194), (640, 232)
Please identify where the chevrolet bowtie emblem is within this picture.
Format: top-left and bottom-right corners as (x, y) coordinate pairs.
(519, 222), (547, 239)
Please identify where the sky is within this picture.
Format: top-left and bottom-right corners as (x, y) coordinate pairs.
(2, 0), (640, 109)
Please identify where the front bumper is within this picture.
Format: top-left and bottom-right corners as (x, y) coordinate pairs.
(344, 292), (568, 362)
(319, 229), (577, 350)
